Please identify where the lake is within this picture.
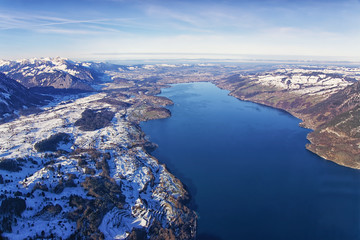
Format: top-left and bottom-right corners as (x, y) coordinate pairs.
(140, 82), (360, 240)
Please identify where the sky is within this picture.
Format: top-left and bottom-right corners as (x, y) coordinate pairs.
(0, 0), (359, 61)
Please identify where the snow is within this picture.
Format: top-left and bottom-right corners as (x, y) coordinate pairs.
(156, 64), (177, 67)
(0, 57), (84, 83)
(197, 63), (215, 66)
(143, 65), (156, 70)
(99, 205), (150, 240)
(0, 89), (190, 239)
(254, 67), (359, 95)
(0, 59), (11, 67)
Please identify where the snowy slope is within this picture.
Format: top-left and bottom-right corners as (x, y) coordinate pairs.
(253, 66), (360, 95)
(0, 72), (46, 118)
(0, 90), (195, 239)
(0, 57), (97, 90)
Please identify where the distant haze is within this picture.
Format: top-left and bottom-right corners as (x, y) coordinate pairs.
(85, 53), (360, 64)
(0, 0), (359, 61)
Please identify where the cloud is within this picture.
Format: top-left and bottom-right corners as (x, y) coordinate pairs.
(142, 3), (270, 36)
(0, 11), (138, 35)
(261, 26), (345, 42)
(146, 5), (202, 27)
(35, 27), (102, 35)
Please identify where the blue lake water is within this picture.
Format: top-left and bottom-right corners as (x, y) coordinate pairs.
(140, 82), (360, 240)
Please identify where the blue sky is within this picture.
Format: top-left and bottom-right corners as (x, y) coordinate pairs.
(0, 0), (359, 60)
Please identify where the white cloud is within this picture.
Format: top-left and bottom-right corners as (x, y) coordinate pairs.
(0, 11), (138, 35)
(35, 27), (102, 35)
(143, 3), (268, 34)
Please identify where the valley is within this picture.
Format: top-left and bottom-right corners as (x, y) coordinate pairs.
(0, 58), (360, 239)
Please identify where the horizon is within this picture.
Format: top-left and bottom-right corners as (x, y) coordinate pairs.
(1, 0), (360, 61)
(3, 53), (360, 65)
(3, 54), (360, 67)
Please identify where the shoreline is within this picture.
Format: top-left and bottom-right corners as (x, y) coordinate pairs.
(213, 81), (360, 170)
(138, 80), (360, 240)
(152, 80), (360, 171)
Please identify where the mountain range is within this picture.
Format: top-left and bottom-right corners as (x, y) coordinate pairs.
(0, 57), (102, 91)
(0, 58), (125, 118)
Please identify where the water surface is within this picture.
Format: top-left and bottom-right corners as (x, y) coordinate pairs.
(140, 82), (360, 240)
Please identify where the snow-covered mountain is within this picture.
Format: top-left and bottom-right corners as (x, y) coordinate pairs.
(0, 57), (98, 90)
(0, 72), (46, 118)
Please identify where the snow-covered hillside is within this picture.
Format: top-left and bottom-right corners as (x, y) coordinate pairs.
(253, 66), (360, 95)
(0, 72), (46, 119)
(0, 89), (195, 239)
